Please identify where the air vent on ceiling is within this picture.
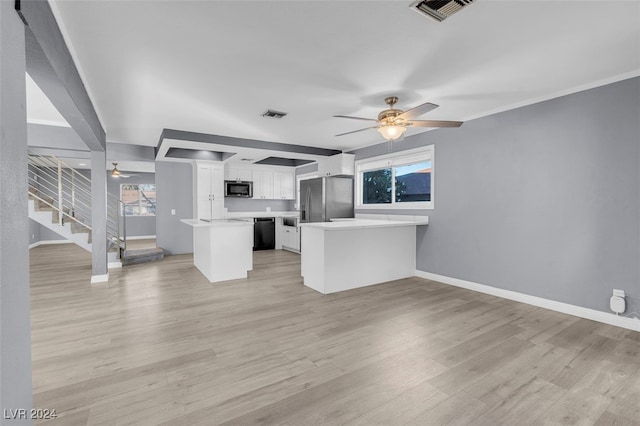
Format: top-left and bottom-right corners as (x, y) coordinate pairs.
(410, 0), (475, 22)
(261, 109), (288, 119)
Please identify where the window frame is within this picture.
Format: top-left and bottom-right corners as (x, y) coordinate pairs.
(355, 145), (434, 210)
(120, 183), (157, 217)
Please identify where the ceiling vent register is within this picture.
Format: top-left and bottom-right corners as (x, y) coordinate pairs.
(261, 109), (288, 119)
(410, 0), (475, 22)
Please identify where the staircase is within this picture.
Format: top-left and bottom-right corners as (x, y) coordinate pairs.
(28, 192), (93, 251)
(28, 153), (164, 266)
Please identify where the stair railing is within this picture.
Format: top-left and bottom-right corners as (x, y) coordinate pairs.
(107, 194), (127, 257)
(28, 152), (127, 257)
(28, 154), (93, 230)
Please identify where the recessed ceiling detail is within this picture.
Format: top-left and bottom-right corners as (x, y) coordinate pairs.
(253, 157), (315, 167)
(157, 129), (341, 158)
(261, 109), (288, 119)
(410, 0), (476, 22)
(155, 129), (343, 166)
(165, 147), (236, 161)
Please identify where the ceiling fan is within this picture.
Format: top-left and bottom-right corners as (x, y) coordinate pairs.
(334, 96), (463, 141)
(111, 163), (134, 178)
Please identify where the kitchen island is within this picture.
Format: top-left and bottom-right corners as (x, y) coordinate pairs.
(181, 219), (253, 283)
(300, 218), (428, 294)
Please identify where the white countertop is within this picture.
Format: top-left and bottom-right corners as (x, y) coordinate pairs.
(224, 211), (299, 219)
(299, 218), (428, 230)
(180, 219), (255, 228)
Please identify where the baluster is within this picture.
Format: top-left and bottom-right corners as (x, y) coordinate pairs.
(57, 160), (63, 226)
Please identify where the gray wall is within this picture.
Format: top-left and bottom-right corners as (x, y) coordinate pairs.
(108, 172), (156, 237)
(27, 123), (87, 151)
(296, 163), (318, 176)
(29, 218), (40, 245)
(28, 219), (65, 245)
(351, 77), (640, 315)
(225, 198), (294, 212)
(156, 161), (193, 255)
(39, 226), (65, 242)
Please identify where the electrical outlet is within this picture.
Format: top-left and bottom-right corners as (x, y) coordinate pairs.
(613, 289), (625, 298)
(171, 209), (176, 216)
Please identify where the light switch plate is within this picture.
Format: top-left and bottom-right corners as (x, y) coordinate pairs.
(171, 209), (176, 215)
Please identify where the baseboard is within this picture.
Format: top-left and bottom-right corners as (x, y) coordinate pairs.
(415, 270), (640, 332)
(29, 239), (72, 249)
(108, 262), (122, 269)
(126, 235), (156, 240)
(90, 273), (109, 284)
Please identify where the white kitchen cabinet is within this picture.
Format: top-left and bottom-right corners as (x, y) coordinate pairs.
(273, 171), (295, 200)
(196, 162), (224, 220)
(275, 217), (300, 251)
(225, 166), (252, 182)
(281, 224), (300, 252)
(252, 170), (274, 199)
(317, 153), (355, 177)
(224, 164), (295, 200)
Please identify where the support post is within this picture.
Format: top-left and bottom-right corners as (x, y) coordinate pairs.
(90, 150), (108, 283)
(0, 0), (33, 419)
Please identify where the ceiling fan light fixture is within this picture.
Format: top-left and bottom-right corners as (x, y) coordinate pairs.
(377, 125), (407, 141)
(111, 163), (121, 177)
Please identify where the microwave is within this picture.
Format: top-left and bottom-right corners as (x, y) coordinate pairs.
(224, 180), (253, 198)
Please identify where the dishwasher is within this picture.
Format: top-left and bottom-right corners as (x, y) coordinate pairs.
(253, 217), (275, 251)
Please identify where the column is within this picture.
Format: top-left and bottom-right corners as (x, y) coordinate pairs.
(0, 0), (33, 420)
(91, 150), (108, 282)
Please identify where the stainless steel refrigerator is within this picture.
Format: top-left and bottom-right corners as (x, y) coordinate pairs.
(300, 176), (354, 223)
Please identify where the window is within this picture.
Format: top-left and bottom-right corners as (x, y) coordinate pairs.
(355, 146), (434, 210)
(120, 184), (156, 216)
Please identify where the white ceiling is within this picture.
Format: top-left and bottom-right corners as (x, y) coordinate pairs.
(38, 0), (640, 151)
(26, 73), (69, 128)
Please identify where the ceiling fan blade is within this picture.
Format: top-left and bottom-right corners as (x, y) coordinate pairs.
(333, 115), (379, 122)
(407, 120), (463, 128)
(397, 102), (439, 120)
(335, 126), (378, 137)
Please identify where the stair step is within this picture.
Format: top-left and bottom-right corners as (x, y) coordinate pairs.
(122, 248), (164, 266)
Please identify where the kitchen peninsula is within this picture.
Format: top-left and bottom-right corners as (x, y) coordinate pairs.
(181, 219), (253, 283)
(300, 218), (429, 294)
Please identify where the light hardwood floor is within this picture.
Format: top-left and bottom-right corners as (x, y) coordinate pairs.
(30, 244), (640, 425)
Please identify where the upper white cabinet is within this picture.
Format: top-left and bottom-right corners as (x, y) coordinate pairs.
(196, 162), (224, 220)
(273, 171), (295, 200)
(317, 153), (355, 177)
(224, 164), (295, 200)
(252, 170), (274, 200)
(225, 167), (252, 182)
